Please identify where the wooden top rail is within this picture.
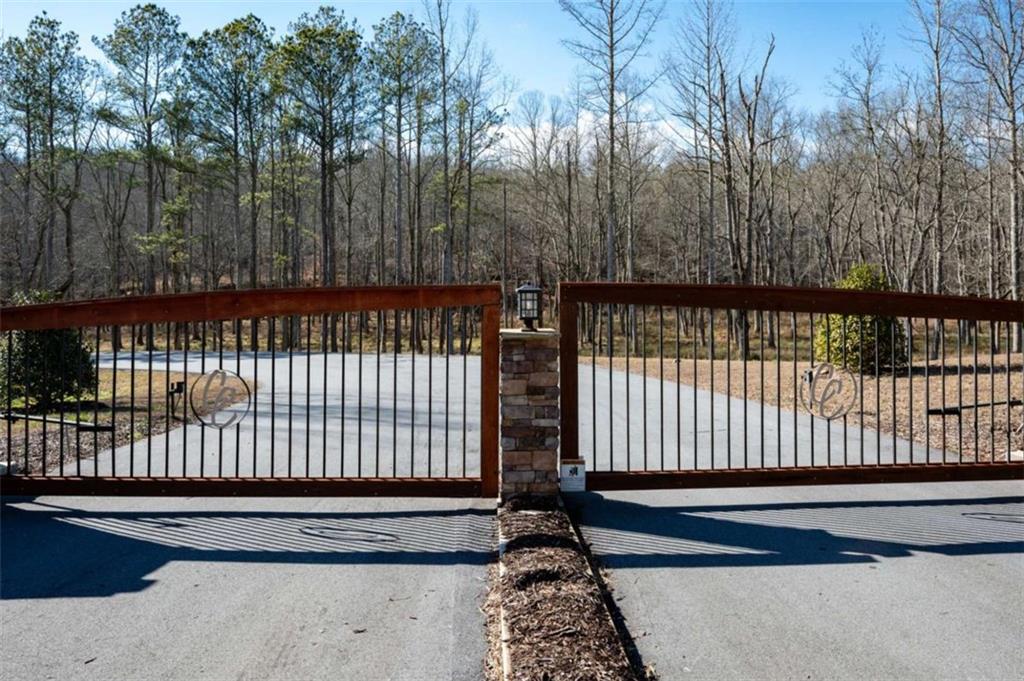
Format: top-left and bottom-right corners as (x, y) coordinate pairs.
(0, 285), (503, 332)
(558, 282), (1024, 323)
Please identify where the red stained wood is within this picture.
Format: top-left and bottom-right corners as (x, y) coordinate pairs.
(559, 282), (1024, 323)
(0, 476), (484, 497)
(1, 285), (503, 331)
(559, 299), (579, 462)
(480, 304), (500, 497)
(1, 284), (504, 498)
(585, 462), (1024, 491)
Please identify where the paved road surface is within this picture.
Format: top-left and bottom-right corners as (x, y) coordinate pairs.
(9, 356), (1020, 679)
(1, 496), (494, 681)
(87, 352), (481, 478)
(577, 363), (947, 471)
(568, 481), (1024, 681)
(82, 357), (940, 479)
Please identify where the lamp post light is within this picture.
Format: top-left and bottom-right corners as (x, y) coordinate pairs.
(515, 283), (542, 331)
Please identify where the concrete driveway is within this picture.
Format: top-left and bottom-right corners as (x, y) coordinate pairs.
(1, 496), (494, 681)
(568, 480), (1024, 681)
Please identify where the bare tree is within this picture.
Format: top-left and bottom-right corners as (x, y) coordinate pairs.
(560, 0), (664, 282)
(664, 0), (734, 283)
(953, 0), (1024, 348)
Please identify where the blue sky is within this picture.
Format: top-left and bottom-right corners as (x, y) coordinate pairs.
(0, 1), (918, 114)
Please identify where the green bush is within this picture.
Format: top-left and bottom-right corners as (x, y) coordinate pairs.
(0, 291), (96, 411)
(813, 264), (908, 374)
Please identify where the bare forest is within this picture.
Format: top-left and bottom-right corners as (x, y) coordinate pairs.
(1, 0), (1022, 322)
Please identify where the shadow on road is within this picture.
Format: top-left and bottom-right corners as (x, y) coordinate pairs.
(1, 501), (494, 600)
(566, 493), (1024, 569)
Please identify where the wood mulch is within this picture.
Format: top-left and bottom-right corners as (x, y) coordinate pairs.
(495, 495), (639, 681)
(483, 561), (505, 681)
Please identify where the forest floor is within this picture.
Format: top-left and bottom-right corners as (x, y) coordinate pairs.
(2, 368), (249, 475)
(591, 351), (1024, 462)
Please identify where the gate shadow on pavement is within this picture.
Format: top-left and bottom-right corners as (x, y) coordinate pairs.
(565, 493), (1024, 569)
(1, 501), (494, 600)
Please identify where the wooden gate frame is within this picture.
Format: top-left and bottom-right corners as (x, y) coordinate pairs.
(559, 282), (1024, 490)
(1, 285), (501, 497)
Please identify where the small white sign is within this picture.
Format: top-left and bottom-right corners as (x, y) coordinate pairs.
(560, 459), (586, 492)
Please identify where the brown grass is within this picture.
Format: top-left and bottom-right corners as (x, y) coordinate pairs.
(2, 368), (249, 474)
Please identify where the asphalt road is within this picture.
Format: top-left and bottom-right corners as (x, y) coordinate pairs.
(89, 351), (482, 478)
(0, 495), (494, 681)
(567, 481), (1024, 681)
(85, 356), (932, 479)
(23, 357), (1017, 681)
(577, 362), (946, 471)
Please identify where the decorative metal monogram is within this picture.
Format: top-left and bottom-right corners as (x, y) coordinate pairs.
(800, 363), (858, 420)
(189, 369), (251, 429)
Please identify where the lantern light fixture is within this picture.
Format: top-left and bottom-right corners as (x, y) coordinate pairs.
(515, 283), (542, 331)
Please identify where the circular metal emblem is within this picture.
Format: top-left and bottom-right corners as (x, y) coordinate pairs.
(800, 363), (858, 420)
(189, 369), (251, 429)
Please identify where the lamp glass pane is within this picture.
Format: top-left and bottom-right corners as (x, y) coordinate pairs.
(520, 294), (537, 317)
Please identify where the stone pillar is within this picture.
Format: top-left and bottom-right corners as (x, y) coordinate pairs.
(499, 328), (560, 498)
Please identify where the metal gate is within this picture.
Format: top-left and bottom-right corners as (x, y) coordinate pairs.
(1, 285), (500, 497)
(559, 283), (1024, 490)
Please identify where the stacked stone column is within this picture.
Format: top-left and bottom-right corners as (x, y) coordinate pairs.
(499, 329), (560, 498)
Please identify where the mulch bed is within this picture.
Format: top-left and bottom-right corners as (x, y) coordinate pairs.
(496, 495), (639, 681)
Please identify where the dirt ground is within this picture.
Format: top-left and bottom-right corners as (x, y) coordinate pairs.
(591, 351), (1024, 462)
(2, 368), (249, 475)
